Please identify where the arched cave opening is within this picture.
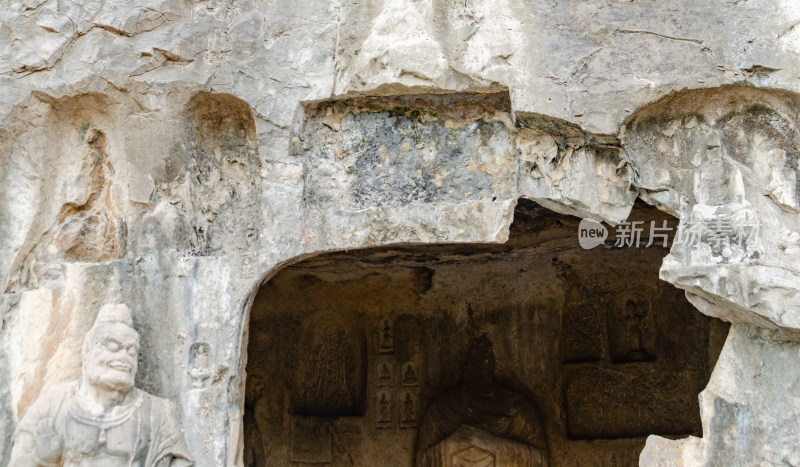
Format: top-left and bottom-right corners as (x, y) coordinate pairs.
(242, 199), (729, 466)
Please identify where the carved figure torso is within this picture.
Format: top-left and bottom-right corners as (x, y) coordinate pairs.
(13, 383), (191, 467)
(60, 388), (148, 466)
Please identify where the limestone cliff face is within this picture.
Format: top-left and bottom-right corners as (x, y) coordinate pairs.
(0, 0), (799, 465)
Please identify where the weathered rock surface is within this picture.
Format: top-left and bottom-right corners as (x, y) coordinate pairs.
(620, 86), (800, 467)
(0, 0), (799, 466)
(641, 325), (800, 466)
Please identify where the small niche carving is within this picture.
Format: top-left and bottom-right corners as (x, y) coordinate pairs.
(189, 342), (211, 388)
(608, 294), (655, 363)
(377, 391), (392, 429)
(401, 392), (417, 429)
(401, 362), (419, 387)
(380, 318), (394, 353)
(378, 361), (394, 388)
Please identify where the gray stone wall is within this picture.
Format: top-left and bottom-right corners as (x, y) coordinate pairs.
(1, 0), (799, 465)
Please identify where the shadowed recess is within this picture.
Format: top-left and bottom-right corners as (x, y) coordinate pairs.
(243, 199), (728, 466)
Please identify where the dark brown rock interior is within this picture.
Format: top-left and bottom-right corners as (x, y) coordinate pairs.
(243, 200), (729, 466)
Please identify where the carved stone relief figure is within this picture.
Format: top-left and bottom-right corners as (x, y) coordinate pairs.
(683, 168), (763, 264)
(608, 294), (655, 363)
(402, 363), (419, 386)
(380, 318), (394, 353)
(378, 361), (394, 388)
(188, 342), (211, 388)
(623, 300), (649, 361)
(402, 393), (415, 422)
(292, 314), (366, 417)
(401, 392), (417, 429)
(9, 303), (193, 466)
(416, 336), (548, 466)
(766, 148), (798, 211)
(439, 425), (544, 467)
(377, 392), (392, 429)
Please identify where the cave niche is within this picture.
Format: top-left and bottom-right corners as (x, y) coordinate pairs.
(243, 200), (728, 466)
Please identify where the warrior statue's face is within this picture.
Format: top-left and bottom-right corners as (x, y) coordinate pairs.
(83, 323), (139, 394)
